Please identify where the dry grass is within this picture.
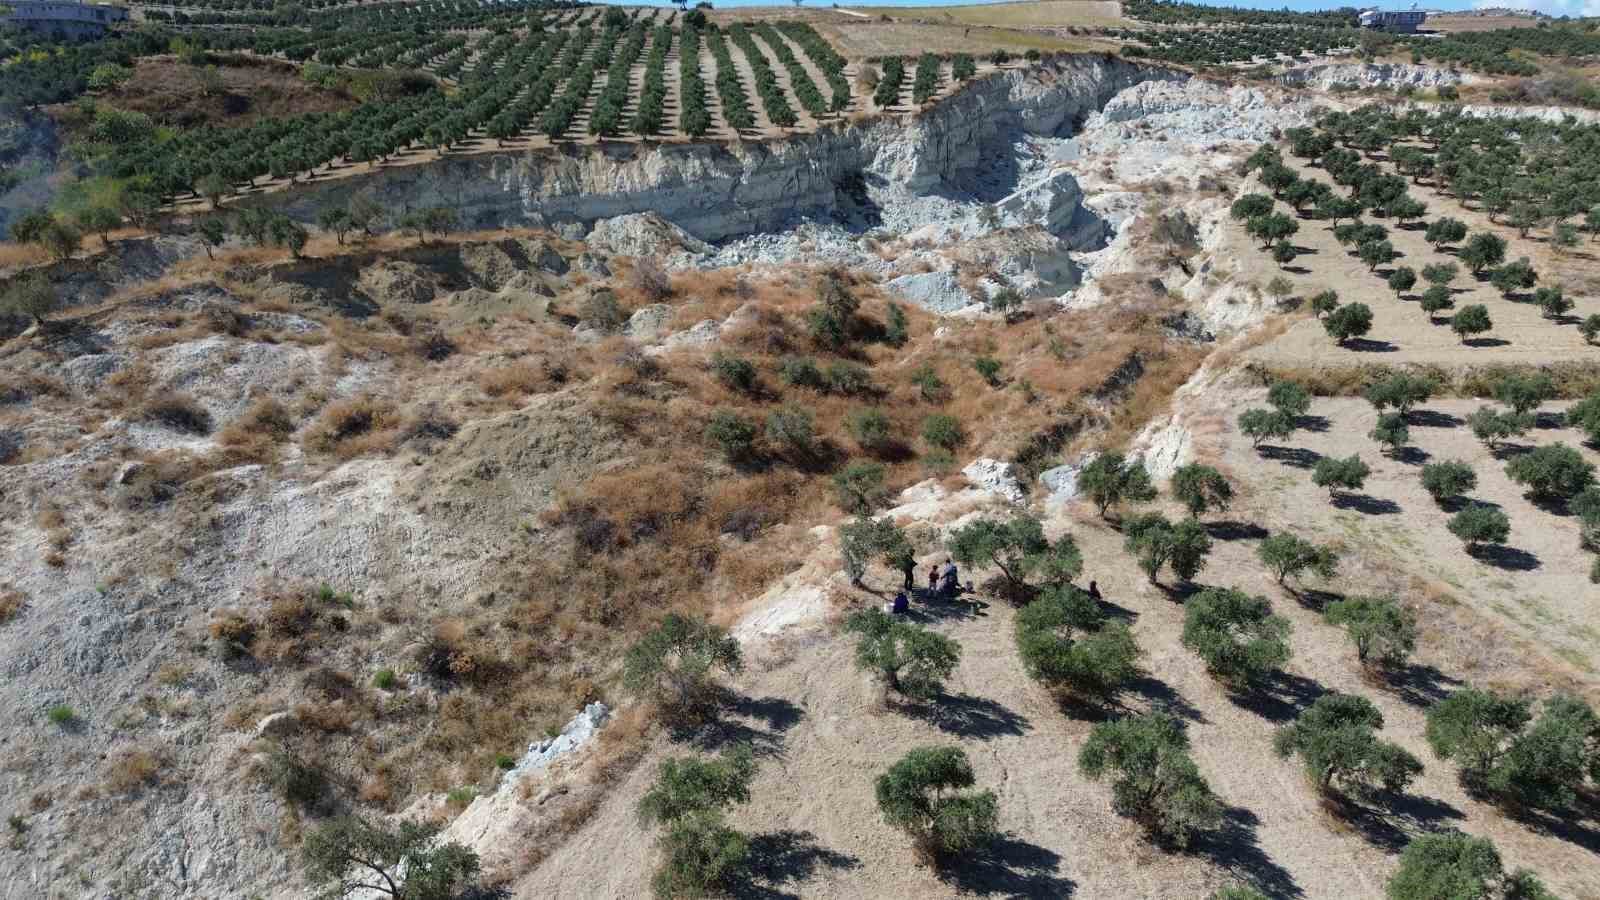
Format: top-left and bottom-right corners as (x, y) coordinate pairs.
(103, 748), (163, 794)
(0, 588), (24, 625)
(0, 242), (48, 269)
(217, 396), (297, 461)
(138, 393), (214, 436)
(302, 395), (402, 458)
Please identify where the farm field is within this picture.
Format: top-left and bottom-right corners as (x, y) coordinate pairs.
(849, 0), (1128, 29)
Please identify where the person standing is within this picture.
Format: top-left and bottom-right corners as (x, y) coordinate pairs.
(901, 556), (916, 592)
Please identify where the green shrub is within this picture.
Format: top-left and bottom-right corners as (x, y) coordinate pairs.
(844, 608), (961, 701)
(1363, 373), (1433, 415)
(1466, 406), (1533, 450)
(1451, 305), (1493, 343)
(911, 365), (947, 403)
(1078, 712), (1221, 847)
(494, 753), (517, 770)
(1370, 412), (1410, 457)
(832, 460), (888, 514)
(1493, 373), (1554, 416)
(1324, 303), (1374, 346)
(710, 353), (758, 393)
(972, 356), (1002, 387)
(705, 410), (758, 463)
(778, 355), (825, 390)
(372, 668), (398, 690)
(1274, 693), (1422, 798)
(847, 408), (893, 452)
(1268, 380), (1311, 419)
(1181, 588), (1290, 689)
(921, 414), (966, 451)
(825, 361), (873, 396)
(46, 704), (76, 726)
(876, 746), (998, 861)
(1324, 596), (1416, 670)
(765, 405), (816, 457)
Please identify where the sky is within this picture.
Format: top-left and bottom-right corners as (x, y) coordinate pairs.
(658, 0), (1598, 16)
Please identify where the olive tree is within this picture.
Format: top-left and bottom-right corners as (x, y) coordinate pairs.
(1312, 455), (1371, 501)
(303, 817), (480, 900)
(0, 274), (56, 326)
(1450, 305), (1493, 344)
(1466, 406), (1533, 451)
(1268, 380), (1311, 420)
(1324, 596), (1416, 670)
(1238, 408), (1296, 448)
(1170, 463), (1233, 519)
(876, 746), (999, 862)
(1371, 412), (1411, 458)
(1447, 504), (1510, 553)
(1324, 303), (1374, 346)
(1363, 373), (1433, 416)
(1077, 711), (1222, 848)
(623, 614), (743, 727)
(1123, 514), (1212, 586)
(1420, 461), (1476, 505)
(1274, 693), (1422, 798)
(1014, 585), (1140, 704)
(1426, 688), (1533, 788)
(1181, 588), (1291, 689)
(1493, 373), (1554, 416)
(638, 745), (757, 899)
(946, 514), (1082, 594)
(844, 608), (960, 701)
(1386, 831), (1555, 900)
(1256, 532), (1339, 586)
(1505, 443), (1595, 502)
(1078, 452), (1158, 519)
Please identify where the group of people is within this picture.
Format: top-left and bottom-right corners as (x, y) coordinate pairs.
(884, 558), (963, 616)
(882, 557), (1102, 616)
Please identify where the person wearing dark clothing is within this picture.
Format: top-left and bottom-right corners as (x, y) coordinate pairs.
(927, 565), (939, 593)
(901, 558), (916, 592)
(939, 560), (958, 597)
(1088, 580), (1101, 601)
(891, 592), (909, 614)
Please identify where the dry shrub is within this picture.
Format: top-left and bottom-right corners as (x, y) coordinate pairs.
(0, 371), (69, 405)
(478, 360), (559, 398)
(209, 610), (257, 653)
(100, 363), (155, 412)
(294, 700), (355, 733)
(629, 258), (672, 302)
(0, 589), (24, 625)
(117, 450), (213, 510)
(303, 395), (400, 458)
(218, 397), (297, 459)
(138, 393), (214, 435)
(103, 748), (162, 794)
(264, 594), (314, 638)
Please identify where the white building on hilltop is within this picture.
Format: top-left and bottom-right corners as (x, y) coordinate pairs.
(0, 0), (129, 38)
(1358, 6), (1428, 33)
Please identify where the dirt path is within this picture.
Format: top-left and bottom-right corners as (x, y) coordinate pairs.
(1247, 153), (1600, 371)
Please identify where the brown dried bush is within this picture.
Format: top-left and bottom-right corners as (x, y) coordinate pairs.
(103, 748), (162, 794)
(0, 589), (24, 625)
(302, 395), (399, 458)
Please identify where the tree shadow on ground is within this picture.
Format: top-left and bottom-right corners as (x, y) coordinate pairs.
(1230, 671), (1328, 724)
(905, 590), (987, 623)
(1259, 445), (1323, 468)
(1392, 446), (1431, 465)
(1384, 662), (1464, 708)
(1205, 520), (1269, 541)
(1463, 338), (1511, 348)
(686, 695), (805, 757)
(1331, 493), (1402, 515)
(1507, 799), (1600, 855)
(1329, 791), (1465, 853)
(1466, 543), (1540, 572)
(1093, 596), (1139, 623)
(1344, 338), (1400, 353)
(1126, 674), (1208, 724)
(1440, 494), (1499, 513)
(902, 691), (1031, 740)
(1156, 581), (1205, 603)
(1298, 414), (1332, 433)
(1192, 805), (1304, 899)
(1534, 411), (1568, 430)
(1408, 409), (1463, 429)
(1527, 493), (1578, 517)
(459, 886), (513, 900)
(1289, 586), (1343, 613)
(1489, 442), (1533, 461)
(936, 835), (1077, 898)
(731, 830), (862, 900)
